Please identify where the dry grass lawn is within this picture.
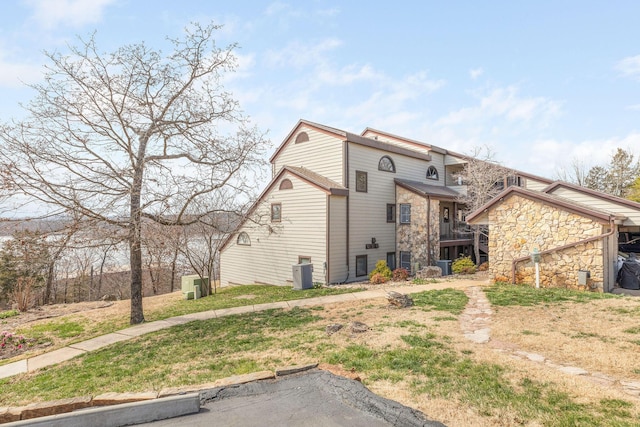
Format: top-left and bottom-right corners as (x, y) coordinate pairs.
(3, 283), (640, 426)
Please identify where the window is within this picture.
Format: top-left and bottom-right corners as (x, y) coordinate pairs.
(400, 251), (411, 271)
(386, 204), (396, 223)
(400, 204), (411, 224)
(378, 156), (396, 173)
(298, 256), (311, 264)
(506, 175), (522, 187)
(355, 170), (368, 192)
(279, 179), (293, 190)
(237, 232), (251, 246)
(426, 166), (438, 180)
(443, 207), (450, 222)
(295, 132), (309, 143)
(356, 255), (368, 277)
(386, 252), (396, 271)
(271, 203), (281, 222)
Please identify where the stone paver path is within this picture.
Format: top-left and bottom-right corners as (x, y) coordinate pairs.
(459, 285), (640, 398)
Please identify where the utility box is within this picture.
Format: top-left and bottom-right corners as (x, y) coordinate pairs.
(181, 275), (208, 300)
(292, 264), (313, 290)
(578, 270), (590, 286)
(437, 260), (452, 276)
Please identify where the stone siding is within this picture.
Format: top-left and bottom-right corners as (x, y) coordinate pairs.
(488, 195), (606, 291)
(396, 187), (440, 270)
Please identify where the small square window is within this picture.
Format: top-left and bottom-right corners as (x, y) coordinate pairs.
(386, 204), (396, 223)
(356, 255), (368, 277)
(355, 171), (368, 193)
(271, 203), (281, 222)
(298, 256), (311, 264)
(400, 204), (411, 224)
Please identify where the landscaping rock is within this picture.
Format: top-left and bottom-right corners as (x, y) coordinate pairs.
(0, 407), (22, 423)
(349, 321), (369, 333)
(21, 396), (92, 420)
(92, 391), (157, 406)
(386, 291), (414, 308)
(416, 266), (442, 279)
(326, 323), (344, 335)
(276, 363), (318, 376)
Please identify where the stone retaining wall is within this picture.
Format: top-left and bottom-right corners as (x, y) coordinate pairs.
(488, 195), (606, 291)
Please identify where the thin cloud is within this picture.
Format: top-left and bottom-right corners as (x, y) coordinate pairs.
(615, 55), (640, 80)
(469, 67), (484, 80)
(24, 0), (116, 29)
(436, 86), (562, 126)
(0, 48), (42, 88)
(264, 38), (343, 69)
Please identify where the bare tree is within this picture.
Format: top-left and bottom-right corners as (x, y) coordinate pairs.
(453, 147), (509, 264)
(179, 192), (243, 296)
(0, 23), (269, 323)
(555, 157), (588, 186)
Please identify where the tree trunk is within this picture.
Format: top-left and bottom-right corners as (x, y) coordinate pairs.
(129, 139), (147, 324)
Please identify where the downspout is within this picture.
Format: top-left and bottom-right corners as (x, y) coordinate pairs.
(344, 140), (350, 283)
(326, 194), (330, 285)
(426, 195), (431, 266)
(511, 218), (616, 284)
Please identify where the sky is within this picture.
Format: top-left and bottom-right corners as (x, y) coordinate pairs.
(1, 0), (640, 181)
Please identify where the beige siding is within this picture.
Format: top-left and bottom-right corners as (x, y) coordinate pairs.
(347, 143), (437, 279)
(328, 195), (348, 283)
(361, 130), (431, 155)
(272, 127), (344, 184)
(548, 187), (640, 226)
(220, 173), (328, 286)
(525, 178), (551, 191)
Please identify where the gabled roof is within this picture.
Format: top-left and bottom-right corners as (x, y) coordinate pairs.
(543, 181), (640, 211)
(394, 179), (460, 200)
(285, 166), (348, 196)
(466, 186), (625, 225)
(219, 166), (347, 251)
(361, 127), (446, 154)
(269, 119), (432, 164)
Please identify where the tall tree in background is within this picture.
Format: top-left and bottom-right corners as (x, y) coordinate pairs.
(584, 148), (639, 197)
(628, 177), (640, 203)
(0, 23), (269, 324)
(453, 147), (509, 264)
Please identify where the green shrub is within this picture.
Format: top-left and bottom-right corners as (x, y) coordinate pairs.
(392, 268), (409, 281)
(0, 309), (19, 319)
(369, 260), (392, 280)
(452, 256), (476, 274)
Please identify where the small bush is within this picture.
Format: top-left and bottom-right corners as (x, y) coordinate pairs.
(369, 273), (389, 284)
(452, 256), (476, 274)
(478, 262), (489, 271)
(369, 260), (392, 280)
(392, 268), (409, 281)
(0, 309), (19, 319)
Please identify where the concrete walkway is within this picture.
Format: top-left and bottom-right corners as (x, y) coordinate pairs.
(0, 280), (479, 380)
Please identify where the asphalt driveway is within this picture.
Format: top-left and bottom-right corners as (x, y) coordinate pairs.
(139, 369), (445, 427)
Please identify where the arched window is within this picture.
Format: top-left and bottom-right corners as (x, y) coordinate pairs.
(426, 166), (438, 180)
(295, 132), (309, 144)
(279, 179), (293, 190)
(237, 232), (251, 246)
(378, 156), (396, 173)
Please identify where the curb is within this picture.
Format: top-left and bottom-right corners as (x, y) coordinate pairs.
(0, 364), (320, 426)
(2, 393), (200, 427)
